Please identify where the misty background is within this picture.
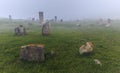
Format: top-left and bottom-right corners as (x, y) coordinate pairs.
(0, 0), (120, 20)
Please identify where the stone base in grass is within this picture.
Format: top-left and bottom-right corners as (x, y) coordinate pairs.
(20, 44), (45, 62)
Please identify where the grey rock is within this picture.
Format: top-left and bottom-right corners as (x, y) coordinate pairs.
(20, 44), (45, 62)
(42, 21), (50, 36)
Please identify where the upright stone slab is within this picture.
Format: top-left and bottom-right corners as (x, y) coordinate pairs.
(42, 21), (50, 36)
(14, 27), (20, 35)
(19, 25), (25, 35)
(32, 18), (35, 21)
(14, 25), (26, 36)
(106, 18), (112, 27)
(20, 44), (45, 62)
(54, 16), (57, 22)
(98, 19), (103, 25)
(60, 19), (63, 22)
(39, 11), (44, 24)
(9, 15), (12, 20)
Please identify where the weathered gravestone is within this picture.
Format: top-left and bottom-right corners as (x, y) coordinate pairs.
(20, 44), (45, 62)
(14, 25), (26, 36)
(106, 18), (112, 27)
(42, 21), (50, 36)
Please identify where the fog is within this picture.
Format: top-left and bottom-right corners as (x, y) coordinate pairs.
(0, 0), (120, 20)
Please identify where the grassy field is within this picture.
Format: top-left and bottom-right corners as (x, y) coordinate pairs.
(0, 19), (120, 73)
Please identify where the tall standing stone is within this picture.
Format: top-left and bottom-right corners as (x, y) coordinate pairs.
(54, 16), (57, 22)
(42, 21), (50, 36)
(9, 15), (12, 20)
(106, 18), (112, 27)
(39, 11), (44, 23)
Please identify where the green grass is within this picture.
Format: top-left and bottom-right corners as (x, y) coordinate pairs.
(0, 19), (120, 73)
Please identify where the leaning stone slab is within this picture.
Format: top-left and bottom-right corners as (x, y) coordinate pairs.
(20, 44), (45, 62)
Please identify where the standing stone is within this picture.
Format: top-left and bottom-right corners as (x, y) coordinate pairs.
(98, 19), (103, 25)
(39, 11), (44, 24)
(14, 27), (20, 35)
(20, 44), (45, 62)
(9, 15), (12, 20)
(42, 21), (50, 36)
(107, 18), (111, 24)
(14, 25), (26, 36)
(106, 18), (112, 27)
(32, 18), (35, 21)
(19, 25), (26, 35)
(60, 19), (63, 22)
(54, 16), (57, 22)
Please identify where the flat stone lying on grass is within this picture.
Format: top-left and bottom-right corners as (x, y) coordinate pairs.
(94, 59), (102, 66)
(42, 21), (50, 36)
(79, 42), (94, 55)
(20, 44), (45, 62)
(14, 25), (26, 36)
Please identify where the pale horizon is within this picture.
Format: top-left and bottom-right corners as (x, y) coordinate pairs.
(0, 0), (120, 20)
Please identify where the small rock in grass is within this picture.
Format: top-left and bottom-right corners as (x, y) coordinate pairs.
(94, 59), (102, 66)
(51, 50), (56, 56)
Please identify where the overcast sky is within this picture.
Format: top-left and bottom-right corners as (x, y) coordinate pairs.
(0, 0), (120, 20)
